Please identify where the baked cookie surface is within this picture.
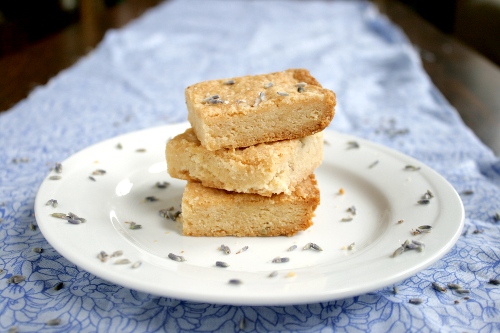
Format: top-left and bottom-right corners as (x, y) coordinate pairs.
(180, 174), (320, 237)
(166, 128), (323, 196)
(185, 68), (335, 151)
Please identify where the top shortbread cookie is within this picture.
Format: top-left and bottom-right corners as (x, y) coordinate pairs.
(185, 68), (336, 151)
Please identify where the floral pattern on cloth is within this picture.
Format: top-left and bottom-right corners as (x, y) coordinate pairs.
(0, 1), (499, 332)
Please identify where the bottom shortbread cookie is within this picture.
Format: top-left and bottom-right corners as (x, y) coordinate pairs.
(180, 174), (320, 237)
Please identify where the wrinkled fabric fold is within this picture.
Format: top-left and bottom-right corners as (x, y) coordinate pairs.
(0, 0), (498, 332)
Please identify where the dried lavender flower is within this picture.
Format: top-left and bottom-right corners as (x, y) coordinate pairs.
(303, 242), (323, 251)
(347, 206), (357, 215)
(272, 257), (290, 263)
(7, 275), (26, 284)
(159, 208), (181, 221)
(488, 279), (500, 285)
(54, 163), (63, 174)
(46, 319), (61, 326)
(455, 289), (470, 294)
(53, 282), (64, 291)
(295, 82), (307, 92)
(115, 259), (131, 265)
(239, 317), (246, 330)
(347, 141), (359, 149)
(202, 95), (226, 104)
(268, 271), (278, 278)
(97, 251), (109, 262)
(392, 246), (405, 258)
(128, 222), (142, 230)
(111, 250), (123, 257)
(216, 261), (229, 268)
(423, 189), (434, 199)
(219, 244), (231, 255)
(409, 298), (423, 305)
(417, 225), (432, 232)
(236, 246), (248, 254)
(46, 199), (58, 208)
(66, 218), (81, 225)
(155, 181), (170, 189)
(493, 213), (500, 222)
(168, 253), (186, 262)
(432, 282), (447, 292)
(404, 165), (421, 171)
(68, 212), (86, 222)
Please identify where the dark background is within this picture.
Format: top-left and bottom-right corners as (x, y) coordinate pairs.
(399, 0), (500, 66)
(1, 0), (499, 66)
(0, 0), (120, 55)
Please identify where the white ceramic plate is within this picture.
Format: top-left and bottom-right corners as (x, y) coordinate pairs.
(35, 122), (464, 306)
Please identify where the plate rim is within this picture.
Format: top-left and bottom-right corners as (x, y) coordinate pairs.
(34, 122), (465, 305)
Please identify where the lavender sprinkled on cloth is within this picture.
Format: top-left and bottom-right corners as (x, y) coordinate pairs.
(0, 1), (498, 332)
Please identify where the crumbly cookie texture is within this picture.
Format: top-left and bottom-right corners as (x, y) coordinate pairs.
(185, 68), (336, 151)
(180, 174), (320, 237)
(166, 128), (323, 196)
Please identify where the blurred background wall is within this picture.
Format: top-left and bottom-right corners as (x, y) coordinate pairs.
(0, 0), (121, 56)
(0, 0), (499, 66)
(400, 0), (500, 66)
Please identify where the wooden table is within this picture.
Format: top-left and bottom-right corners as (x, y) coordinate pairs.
(1, 0), (499, 155)
(0, 0), (164, 110)
(375, 0), (500, 156)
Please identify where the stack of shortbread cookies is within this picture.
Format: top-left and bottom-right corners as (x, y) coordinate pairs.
(166, 69), (336, 237)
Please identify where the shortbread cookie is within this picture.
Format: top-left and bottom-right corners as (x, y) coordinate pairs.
(185, 68), (336, 151)
(180, 174), (320, 237)
(166, 128), (323, 196)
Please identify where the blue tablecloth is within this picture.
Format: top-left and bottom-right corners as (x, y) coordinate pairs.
(1, 0), (499, 332)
